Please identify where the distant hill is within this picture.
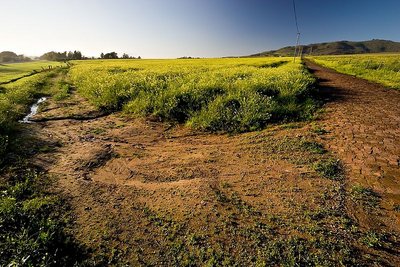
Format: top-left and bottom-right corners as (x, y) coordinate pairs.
(250, 39), (400, 57)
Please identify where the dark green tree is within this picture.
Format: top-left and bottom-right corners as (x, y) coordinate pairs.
(103, 52), (118, 59)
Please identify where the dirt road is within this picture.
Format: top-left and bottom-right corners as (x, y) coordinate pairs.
(305, 60), (400, 233)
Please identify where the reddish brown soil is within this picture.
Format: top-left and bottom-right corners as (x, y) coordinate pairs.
(305, 60), (400, 234)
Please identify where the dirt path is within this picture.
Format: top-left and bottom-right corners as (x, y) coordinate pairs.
(305, 60), (400, 234)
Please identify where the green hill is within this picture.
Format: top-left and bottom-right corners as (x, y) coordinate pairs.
(250, 39), (400, 57)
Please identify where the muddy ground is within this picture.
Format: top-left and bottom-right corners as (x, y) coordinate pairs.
(18, 62), (400, 265)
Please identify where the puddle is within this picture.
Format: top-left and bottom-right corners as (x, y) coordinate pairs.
(20, 97), (47, 123)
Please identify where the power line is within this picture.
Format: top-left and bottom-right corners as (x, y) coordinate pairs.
(293, 0), (300, 35)
(292, 0), (301, 62)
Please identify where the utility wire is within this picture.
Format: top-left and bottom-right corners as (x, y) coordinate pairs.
(292, 0), (301, 62)
(293, 0), (300, 35)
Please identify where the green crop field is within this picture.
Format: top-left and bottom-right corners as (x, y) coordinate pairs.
(311, 54), (400, 89)
(0, 61), (66, 84)
(70, 58), (317, 132)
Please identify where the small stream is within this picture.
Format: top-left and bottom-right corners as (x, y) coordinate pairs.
(20, 97), (47, 123)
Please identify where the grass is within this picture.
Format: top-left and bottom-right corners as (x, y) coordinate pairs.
(0, 70), (61, 131)
(0, 66), (88, 266)
(0, 61), (66, 84)
(0, 67), (70, 163)
(70, 58), (318, 132)
(0, 71), (52, 162)
(129, 184), (362, 266)
(53, 80), (72, 100)
(350, 185), (381, 208)
(311, 54), (400, 89)
(361, 231), (388, 249)
(313, 158), (343, 180)
(243, 134), (328, 166)
(0, 166), (85, 266)
(310, 124), (329, 135)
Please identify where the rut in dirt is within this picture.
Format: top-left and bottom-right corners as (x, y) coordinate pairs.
(305, 60), (400, 233)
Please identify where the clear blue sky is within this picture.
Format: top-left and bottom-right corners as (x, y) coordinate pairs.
(1, 0), (399, 58)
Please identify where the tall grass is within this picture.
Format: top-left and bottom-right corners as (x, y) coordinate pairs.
(0, 67), (84, 266)
(0, 69), (65, 163)
(0, 72), (50, 130)
(311, 54), (400, 89)
(70, 58), (317, 132)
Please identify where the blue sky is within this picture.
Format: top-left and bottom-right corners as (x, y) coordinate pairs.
(1, 0), (399, 58)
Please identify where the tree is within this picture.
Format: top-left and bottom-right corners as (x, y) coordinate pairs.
(100, 53), (104, 59)
(0, 51), (31, 63)
(40, 51), (84, 61)
(67, 51), (74, 60)
(73, 50), (82, 60)
(103, 52), (118, 59)
(122, 53), (129, 59)
(39, 51), (65, 61)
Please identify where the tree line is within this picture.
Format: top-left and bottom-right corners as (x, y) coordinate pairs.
(40, 51), (141, 61)
(1, 50), (142, 62)
(100, 52), (141, 59)
(0, 51), (32, 63)
(39, 51), (85, 61)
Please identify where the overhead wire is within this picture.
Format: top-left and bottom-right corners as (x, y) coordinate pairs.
(293, 0), (300, 35)
(292, 0), (301, 62)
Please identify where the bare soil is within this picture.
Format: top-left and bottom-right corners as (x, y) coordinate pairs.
(18, 63), (400, 265)
(305, 60), (400, 233)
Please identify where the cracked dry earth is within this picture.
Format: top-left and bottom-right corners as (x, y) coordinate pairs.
(306, 61), (400, 233)
(21, 63), (400, 265)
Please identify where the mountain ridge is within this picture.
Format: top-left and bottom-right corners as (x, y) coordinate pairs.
(250, 39), (400, 57)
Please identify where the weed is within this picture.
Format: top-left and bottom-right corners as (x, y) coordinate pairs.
(0, 169), (86, 266)
(212, 187), (259, 216)
(350, 185), (381, 208)
(311, 125), (329, 135)
(361, 231), (389, 248)
(314, 158), (343, 180)
(88, 127), (107, 135)
(54, 80), (72, 100)
(37, 143), (61, 153)
(279, 122), (303, 129)
(301, 140), (326, 154)
(221, 181), (231, 189)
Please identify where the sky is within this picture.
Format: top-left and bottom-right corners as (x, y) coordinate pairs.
(1, 0), (400, 58)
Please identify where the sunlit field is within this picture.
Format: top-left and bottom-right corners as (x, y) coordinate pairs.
(70, 58), (317, 132)
(311, 54), (400, 89)
(0, 61), (66, 84)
